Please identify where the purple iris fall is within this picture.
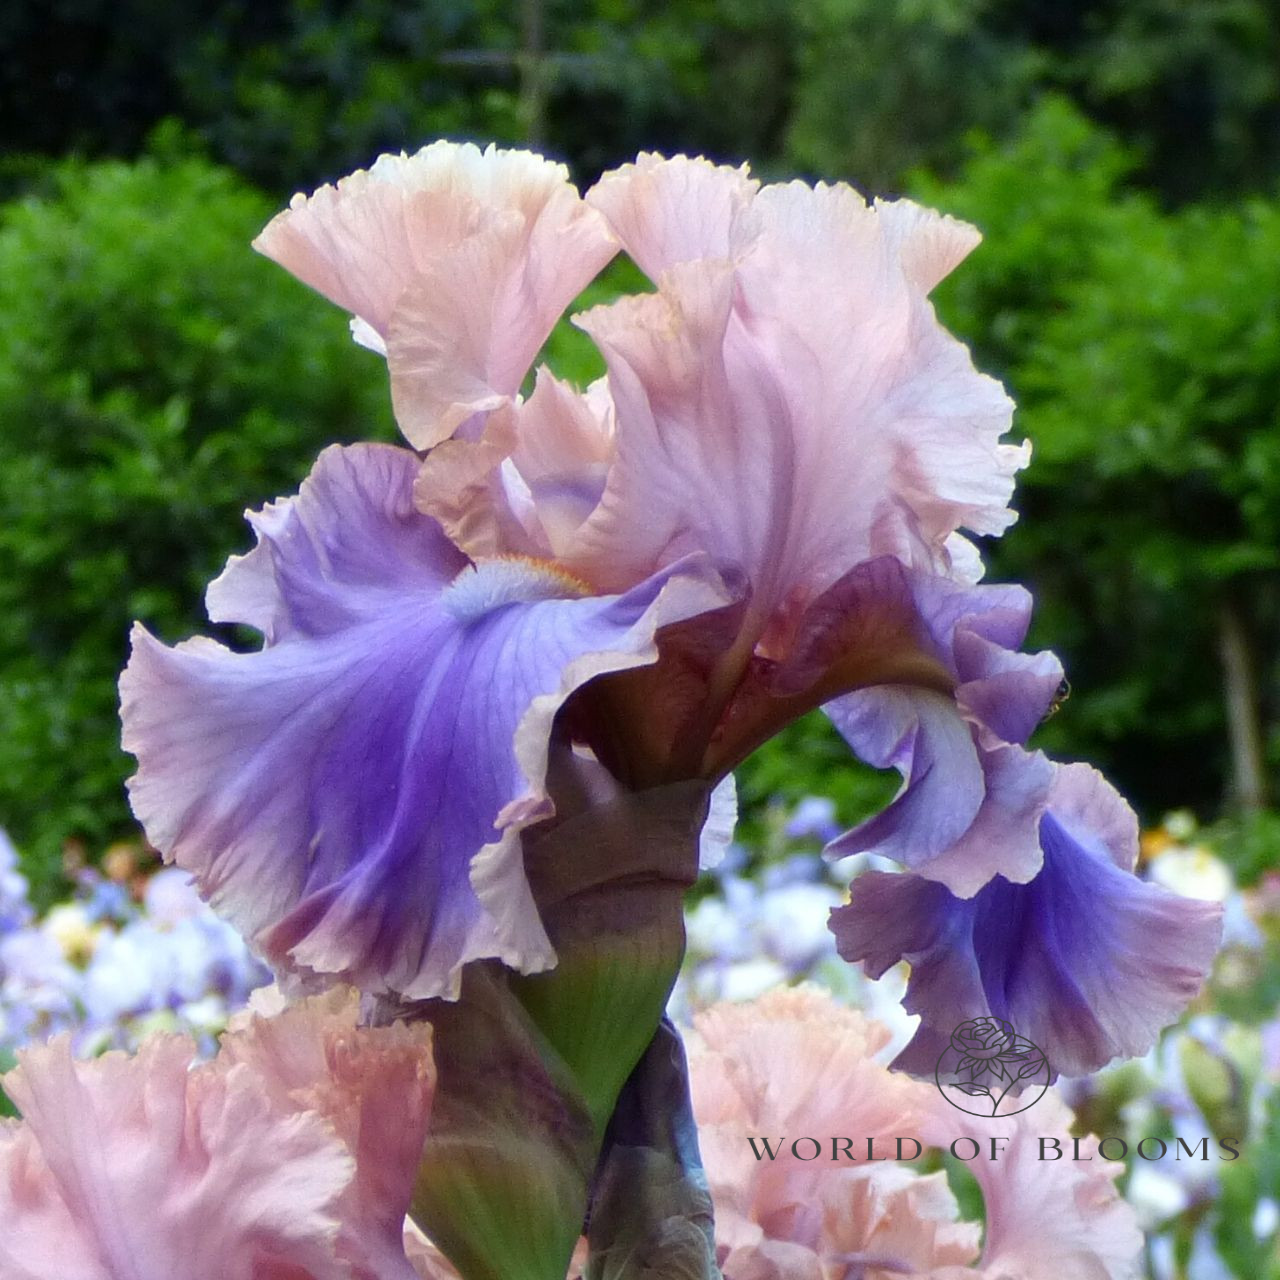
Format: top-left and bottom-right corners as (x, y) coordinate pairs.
(118, 143), (1221, 1079)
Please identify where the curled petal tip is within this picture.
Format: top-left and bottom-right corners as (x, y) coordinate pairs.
(255, 141), (617, 450)
(832, 765), (1222, 1079)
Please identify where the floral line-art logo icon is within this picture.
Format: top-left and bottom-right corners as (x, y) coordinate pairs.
(934, 1017), (1051, 1117)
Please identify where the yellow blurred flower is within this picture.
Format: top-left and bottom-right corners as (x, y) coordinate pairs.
(42, 903), (102, 966)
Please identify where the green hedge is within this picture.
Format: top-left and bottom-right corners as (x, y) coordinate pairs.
(0, 151), (392, 896)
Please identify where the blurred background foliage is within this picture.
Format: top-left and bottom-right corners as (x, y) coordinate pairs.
(0, 0), (1278, 895)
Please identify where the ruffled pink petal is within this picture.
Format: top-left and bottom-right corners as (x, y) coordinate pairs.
(0, 1035), (353, 1280)
(502, 371), (616, 556)
(218, 989), (435, 1280)
(0, 993), (436, 1280)
(690, 987), (933, 1141)
(253, 142), (617, 447)
(819, 1166), (981, 1275)
(689, 988), (940, 1261)
(922, 1094), (1142, 1280)
(716, 1168), (982, 1280)
(564, 157), (1022, 619)
(688, 989), (981, 1280)
(688, 990), (1137, 1280)
(584, 152), (758, 279)
(121, 443), (726, 1000)
(414, 368), (615, 562)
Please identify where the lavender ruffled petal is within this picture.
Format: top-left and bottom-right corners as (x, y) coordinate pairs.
(823, 571), (1062, 896)
(121, 443), (723, 1001)
(831, 764), (1223, 1077)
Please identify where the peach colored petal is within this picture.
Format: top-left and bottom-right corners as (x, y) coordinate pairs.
(564, 159), (1022, 619)
(688, 990), (1139, 1280)
(689, 987), (971, 1279)
(922, 1094), (1142, 1280)
(413, 369), (615, 563)
(690, 985), (932, 1139)
(0, 1035), (351, 1280)
(818, 1166), (981, 1274)
(254, 142), (617, 447)
(218, 989), (436, 1280)
(714, 1165), (981, 1280)
(585, 152), (759, 279)
(403, 154), (1020, 629)
(0, 994), (437, 1280)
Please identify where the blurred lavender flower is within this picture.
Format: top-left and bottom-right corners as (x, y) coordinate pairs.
(75, 866), (270, 1054)
(1187, 1226), (1236, 1280)
(0, 929), (78, 1046)
(782, 795), (841, 843)
(1261, 1019), (1280, 1081)
(0, 835), (270, 1059)
(0, 829), (31, 933)
(673, 813), (917, 1053)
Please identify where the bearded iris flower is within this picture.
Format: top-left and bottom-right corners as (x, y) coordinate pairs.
(120, 140), (1217, 1070)
(690, 988), (1143, 1280)
(115, 142), (1222, 1278)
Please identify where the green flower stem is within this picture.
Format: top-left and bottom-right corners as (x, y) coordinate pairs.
(513, 779), (711, 1133)
(408, 775), (715, 1280)
(411, 963), (596, 1280)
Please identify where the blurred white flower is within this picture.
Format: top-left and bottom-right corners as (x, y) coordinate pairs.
(1253, 1196), (1279, 1241)
(80, 929), (162, 1022)
(713, 958), (791, 1002)
(756, 881), (842, 968)
(1148, 846), (1232, 902)
(142, 866), (207, 926)
(1125, 1166), (1190, 1230)
(180, 993), (231, 1035)
(684, 894), (754, 962)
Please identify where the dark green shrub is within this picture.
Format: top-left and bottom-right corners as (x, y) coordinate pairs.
(0, 152), (391, 897)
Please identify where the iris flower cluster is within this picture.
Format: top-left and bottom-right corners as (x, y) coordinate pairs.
(2, 144), (1224, 1279)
